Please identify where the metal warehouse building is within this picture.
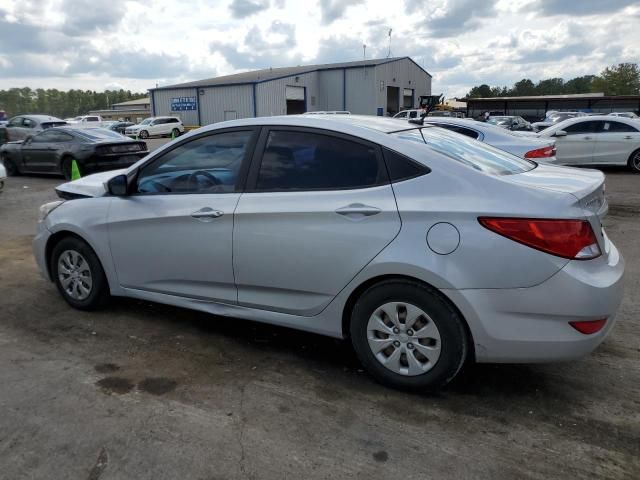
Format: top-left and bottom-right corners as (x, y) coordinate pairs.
(149, 57), (431, 126)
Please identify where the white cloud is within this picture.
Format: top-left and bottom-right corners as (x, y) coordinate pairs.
(0, 0), (637, 98)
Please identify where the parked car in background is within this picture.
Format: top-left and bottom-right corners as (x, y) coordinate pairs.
(0, 162), (5, 193)
(66, 115), (103, 127)
(538, 115), (640, 172)
(607, 112), (639, 119)
(33, 115), (623, 391)
(125, 116), (184, 139)
(415, 117), (557, 160)
(532, 111), (587, 131)
(1, 127), (148, 180)
(487, 115), (534, 132)
(393, 109), (425, 120)
(0, 115), (67, 144)
(108, 121), (135, 134)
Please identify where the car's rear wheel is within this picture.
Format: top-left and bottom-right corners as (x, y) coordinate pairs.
(61, 157), (78, 180)
(2, 155), (20, 176)
(628, 149), (640, 173)
(139, 130), (149, 139)
(51, 236), (110, 310)
(350, 279), (468, 391)
(171, 128), (180, 138)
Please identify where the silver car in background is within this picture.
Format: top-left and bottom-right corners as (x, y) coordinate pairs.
(420, 117), (557, 160)
(33, 115), (624, 391)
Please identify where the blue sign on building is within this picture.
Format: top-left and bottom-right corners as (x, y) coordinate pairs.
(171, 97), (197, 111)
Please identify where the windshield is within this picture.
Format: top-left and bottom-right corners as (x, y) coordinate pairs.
(139, 118), (153, 125)
(73, 128), (129, 141)
(390, 127), (535, 175)
(547, 113), (577, 122)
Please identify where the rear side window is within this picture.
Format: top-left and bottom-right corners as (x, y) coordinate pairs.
(390, 128), (535, 176)
(602, 121), (638, 133)
(382, 148), (430, 182)
(255, 130), (385, 191)
(563, 121), (602, 135)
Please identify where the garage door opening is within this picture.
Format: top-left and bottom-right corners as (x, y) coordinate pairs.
(386, 86), (399, 116)
(286, 85), (306, 114)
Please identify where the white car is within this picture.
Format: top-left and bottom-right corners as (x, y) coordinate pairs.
(394, 109), (426, 120)
(418, 117), (557, 161)
(539, 115), (640, 172)
(125, 117), (185, 139)
(532, 112), (588, 131)
(0, 162), (6, 193)
(66, 115), (103, 127)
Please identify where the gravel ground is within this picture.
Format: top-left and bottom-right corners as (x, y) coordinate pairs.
(0, 169), (638, 480)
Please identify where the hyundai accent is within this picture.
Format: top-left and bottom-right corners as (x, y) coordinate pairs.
(33, 115), (624, 391)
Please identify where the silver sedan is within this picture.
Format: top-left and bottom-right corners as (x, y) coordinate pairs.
(33, 115), (624, 391)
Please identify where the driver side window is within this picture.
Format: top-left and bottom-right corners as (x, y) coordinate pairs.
(136, 130), (253, 194)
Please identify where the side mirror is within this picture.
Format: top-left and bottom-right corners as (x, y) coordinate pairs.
(107, 174), (129, 196)
(554, 130), (567, 137)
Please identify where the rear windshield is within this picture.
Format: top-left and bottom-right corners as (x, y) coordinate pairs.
(390, 127), (536, 175)
(73, 128), (128, 141)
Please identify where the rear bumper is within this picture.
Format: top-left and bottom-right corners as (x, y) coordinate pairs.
(82, 154), (145, 174)
(444, 240), (624, 363)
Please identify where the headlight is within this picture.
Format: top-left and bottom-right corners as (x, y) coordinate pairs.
(38, 200), (65, 222)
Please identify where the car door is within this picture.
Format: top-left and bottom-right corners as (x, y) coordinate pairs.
(553, 120), (602, 165)
(233, 127), (401, 316)
(153, 119), (167, 136)
(5, 116), (26, 141)
(107, 128), (258, 302)
(20, 130), (58, 172)
(591, 120), (640, 165)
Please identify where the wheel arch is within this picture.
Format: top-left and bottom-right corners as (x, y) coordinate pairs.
(341, 274), (476, 362)
(45, 230), (110, 291)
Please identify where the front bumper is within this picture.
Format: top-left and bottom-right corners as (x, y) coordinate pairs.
(33, 221), (53, 281)
(444, 239), (625, 363)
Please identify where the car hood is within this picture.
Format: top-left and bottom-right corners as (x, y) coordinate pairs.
(55, 169), (126, 198)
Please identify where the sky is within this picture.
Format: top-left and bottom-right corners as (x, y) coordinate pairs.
(0, 0), (639, 98)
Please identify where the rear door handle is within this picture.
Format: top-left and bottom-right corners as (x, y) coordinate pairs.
(191, 207), (224, 221)
(584, 136), (592, 140)
(624, 136), (633, 140)
(336, 203), (381, 218)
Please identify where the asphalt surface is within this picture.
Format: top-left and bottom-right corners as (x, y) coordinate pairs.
(0, 168), (639, 479)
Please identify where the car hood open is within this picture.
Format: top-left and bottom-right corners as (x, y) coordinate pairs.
(55, 169), (126, 198)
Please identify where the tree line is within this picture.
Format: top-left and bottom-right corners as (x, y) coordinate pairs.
(0, 88), (148, 119)
(466, 63), (640, 98)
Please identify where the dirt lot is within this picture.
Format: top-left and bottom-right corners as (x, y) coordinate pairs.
(0, 170), (638, 479)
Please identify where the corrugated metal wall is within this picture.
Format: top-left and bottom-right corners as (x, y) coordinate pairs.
(256, 71), (320, 116)
(318, 70), (344, 111)
(372, 59), (431, 116)
(199, 85), (254, 125)
(151, 87), (200, 126)
(345, 66), (377, 115)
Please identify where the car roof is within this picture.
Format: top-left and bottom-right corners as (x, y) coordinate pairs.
(17, 115), (65, 122)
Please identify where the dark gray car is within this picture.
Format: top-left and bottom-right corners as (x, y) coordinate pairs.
(0, 115), (67, 144)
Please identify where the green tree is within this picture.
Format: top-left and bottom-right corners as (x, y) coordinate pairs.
(467, 84), (493, 97)
(564, 75), (595, 94)
(535, 78), (565, 95)
(592, 63), (640, 95)
(509, 78), (535, 96)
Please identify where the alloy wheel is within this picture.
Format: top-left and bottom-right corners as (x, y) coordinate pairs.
(632, 152), (640, 172)
(58, 250), (93, 300)
(366, 302), (441, 376)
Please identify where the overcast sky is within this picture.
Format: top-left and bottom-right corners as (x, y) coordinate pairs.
(0, 0), (639, 97)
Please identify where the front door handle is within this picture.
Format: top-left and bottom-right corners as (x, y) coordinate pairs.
(336, 203), (381, 218)
(624, 136), (633, 140)
(191, 207), (224, 221)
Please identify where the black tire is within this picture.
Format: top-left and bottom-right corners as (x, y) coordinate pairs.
(51, 236), (110, 310)
(628, 149), (640, 173)
(171, 128), (180, 138)
(2, 155), (20, 176)
(139, 130), (149, 139)
(350, 279), (468, 392)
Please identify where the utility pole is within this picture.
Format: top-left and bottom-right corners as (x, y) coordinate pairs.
(387, 29), (393, 58)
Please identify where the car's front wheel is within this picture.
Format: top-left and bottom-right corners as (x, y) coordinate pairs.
(350, 279), (468, 391)
(2, 155), (20, 176)
(51, 236), (110, 310)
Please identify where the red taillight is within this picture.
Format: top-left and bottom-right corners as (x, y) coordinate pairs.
(569, 319), (607, 334)
(478, 217), (601, 259)
(525, 146), (556, 158)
